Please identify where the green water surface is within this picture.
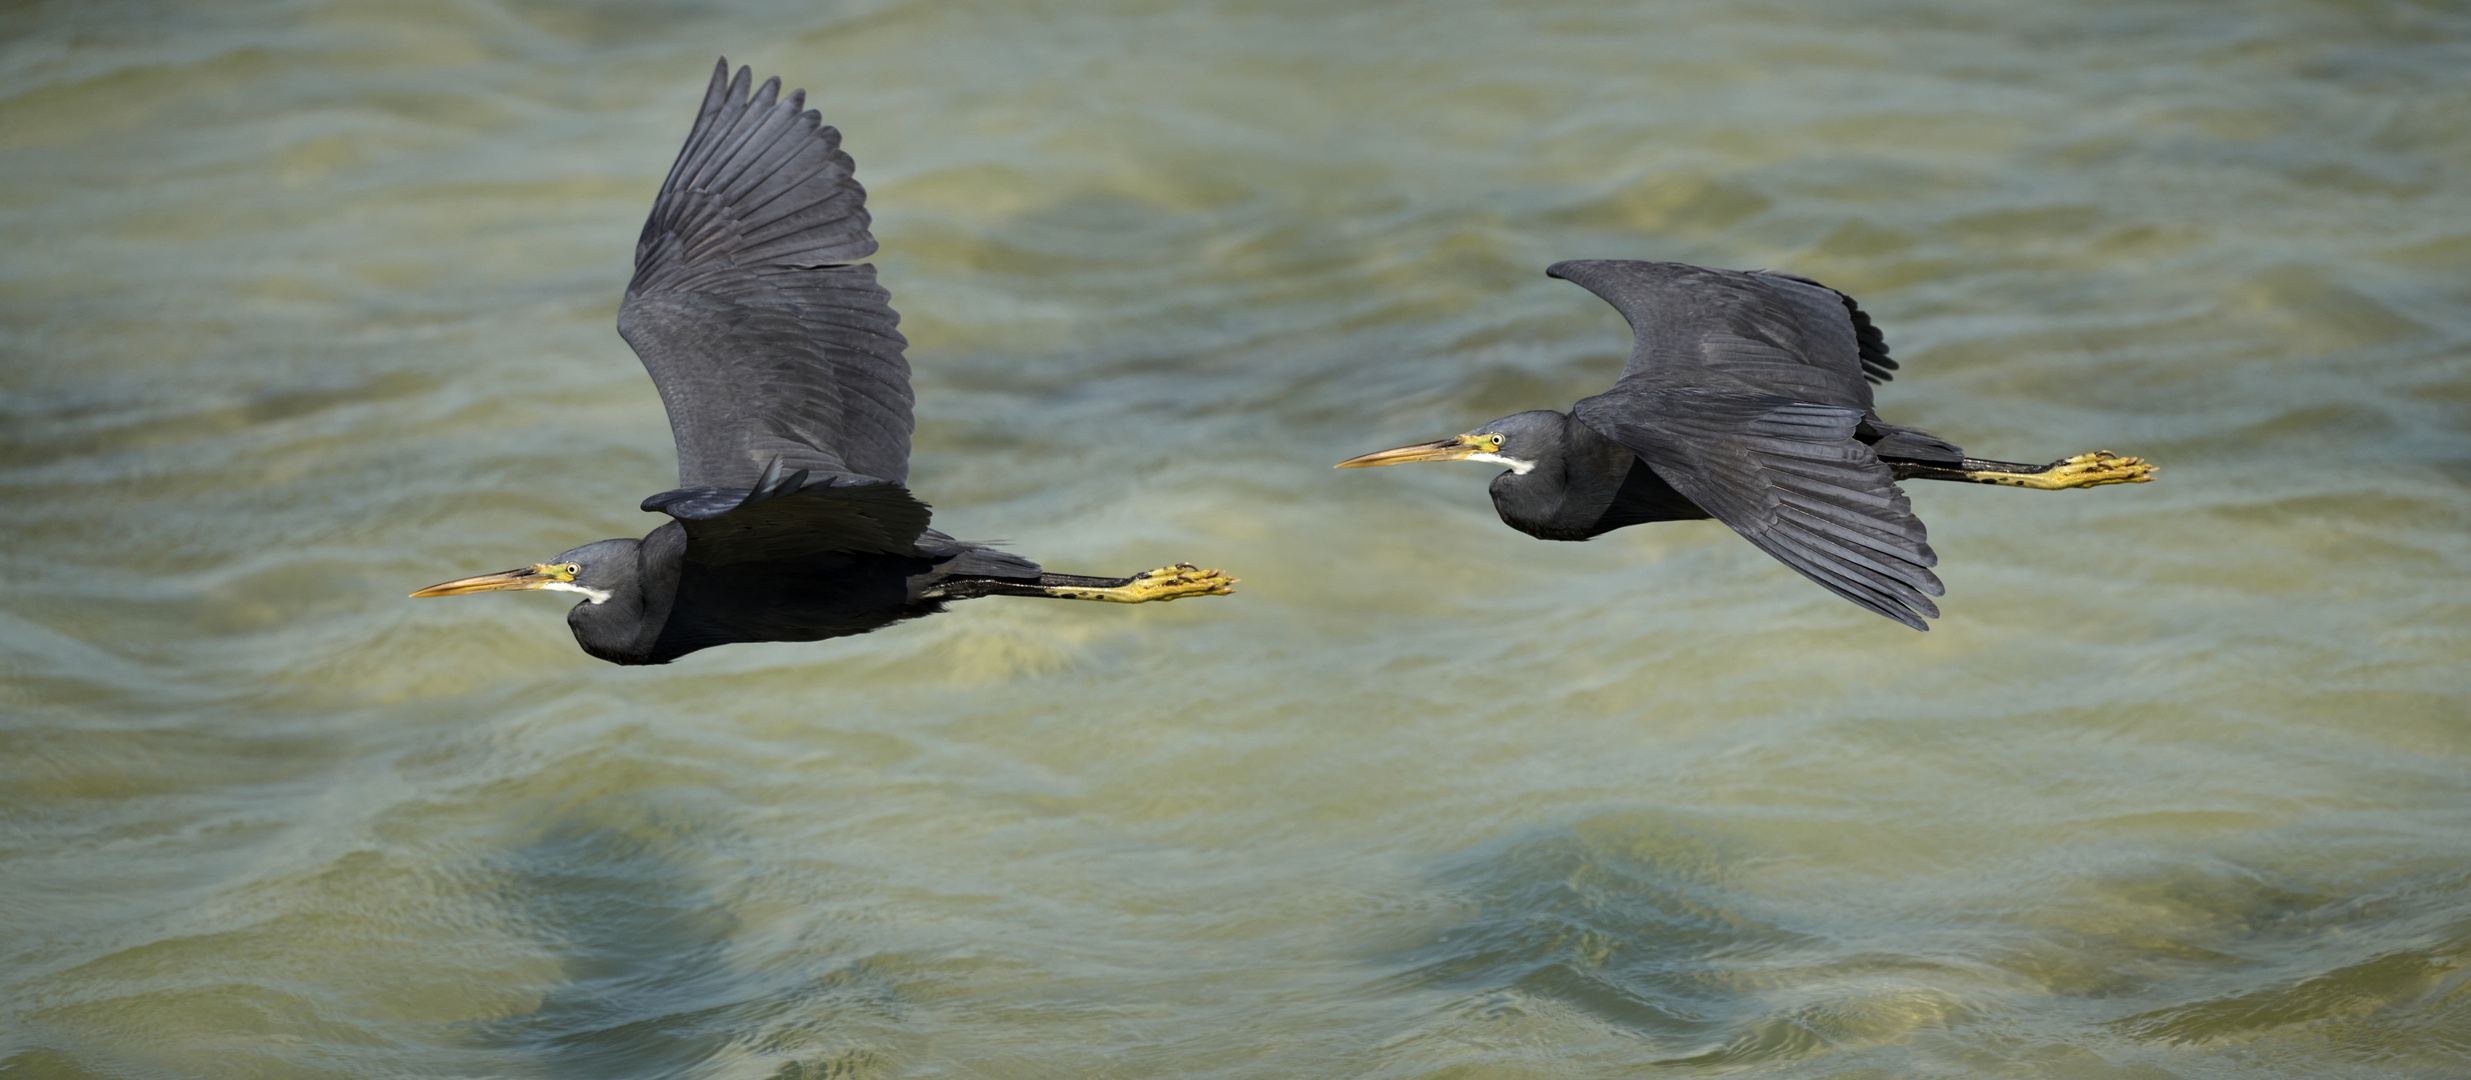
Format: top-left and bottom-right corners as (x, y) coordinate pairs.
(5, 0), (2469, 1076)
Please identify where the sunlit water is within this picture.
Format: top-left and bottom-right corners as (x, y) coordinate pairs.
(5, 1), (2469, 1076)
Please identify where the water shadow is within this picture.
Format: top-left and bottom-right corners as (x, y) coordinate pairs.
(451, 803), (910, 1079)
(1365, 810), (1973, 1071)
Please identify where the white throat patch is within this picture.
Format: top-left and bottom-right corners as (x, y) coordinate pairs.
(1468, 452), (1536, 476)
(542, 581), (613, 604)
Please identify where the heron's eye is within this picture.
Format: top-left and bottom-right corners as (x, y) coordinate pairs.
(565, 564), (580, 574)
(1488, 434), (1505, 449)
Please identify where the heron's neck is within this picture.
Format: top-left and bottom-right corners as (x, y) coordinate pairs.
(565, 534), (677, 664)
(1485, 414), (1572, 538)
(1486, 413), (1636, 541)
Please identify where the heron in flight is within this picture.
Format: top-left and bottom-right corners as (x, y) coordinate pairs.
(414, 60), (1234, 664)
(1337, 260), (2155, 630)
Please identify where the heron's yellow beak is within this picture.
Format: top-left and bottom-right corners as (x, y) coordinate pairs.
(410, 563), (575, 598)
(1335, 434), (1486, 468)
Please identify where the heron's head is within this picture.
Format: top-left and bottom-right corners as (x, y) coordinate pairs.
(411, 539), (635, 604)
(1334, 410), (1562, 475)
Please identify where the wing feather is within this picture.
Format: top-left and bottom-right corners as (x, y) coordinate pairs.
(620, 58), (913, 490)
(1546, 260), (1896, 407)
(1573, 387), (1942, 630)
(1739, 268), (1899, 386)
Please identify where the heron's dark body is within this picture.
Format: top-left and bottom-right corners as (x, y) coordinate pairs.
(1342, 255), (2155, 629)
(1391, 259), (2017, 630)
(559, 525), (908, 665)
(1479, 408), (1967, 545)
(417, 61), (1234, 665)
(560, 519), (1136, 664)
(1371, 254), (2153, 630)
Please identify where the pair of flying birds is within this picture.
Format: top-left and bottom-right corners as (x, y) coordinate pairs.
(414, 61), (2157, 665)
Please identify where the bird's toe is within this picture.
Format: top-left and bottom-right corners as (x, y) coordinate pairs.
(2049, 451), (2159, 488)
(1128, 563), (1239, 601)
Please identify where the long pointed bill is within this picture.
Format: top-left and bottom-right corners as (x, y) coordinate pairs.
(410, 564), (571, 598)
(1334, 436), (1480, 469)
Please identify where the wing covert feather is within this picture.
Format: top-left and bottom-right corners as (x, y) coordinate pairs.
(643, 477), (933, 563)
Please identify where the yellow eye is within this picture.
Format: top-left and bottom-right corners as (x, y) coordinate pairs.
(1488, 434), (1505, 450)
(565, 564), (580, 574)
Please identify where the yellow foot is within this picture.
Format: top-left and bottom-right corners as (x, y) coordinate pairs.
(1053, 563), (1239, 603)
(1977, 451), (2159, 490)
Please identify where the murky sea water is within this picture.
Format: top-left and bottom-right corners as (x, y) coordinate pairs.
(6, 0), (2470, 1076)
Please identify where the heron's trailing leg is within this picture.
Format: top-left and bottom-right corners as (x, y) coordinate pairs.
(1889, 451), (2158, 490)
(939, 563), (1238, 603)
(1046, 563), (1239, 603)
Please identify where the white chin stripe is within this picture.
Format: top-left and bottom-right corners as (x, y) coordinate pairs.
(542, 581), (613, 604)
(1468, 452), (1536, 475)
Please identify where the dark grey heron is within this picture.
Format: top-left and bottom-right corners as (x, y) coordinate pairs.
(1337, 260), (2155, 630)
(414, 60), (1234, 665)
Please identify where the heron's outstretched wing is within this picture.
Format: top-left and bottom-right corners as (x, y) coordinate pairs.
(1547, 260), (1896, 408)
(642, 459), (932, 564)
(1573, 384), (1942, 630)
(620, 58), (914, 490)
